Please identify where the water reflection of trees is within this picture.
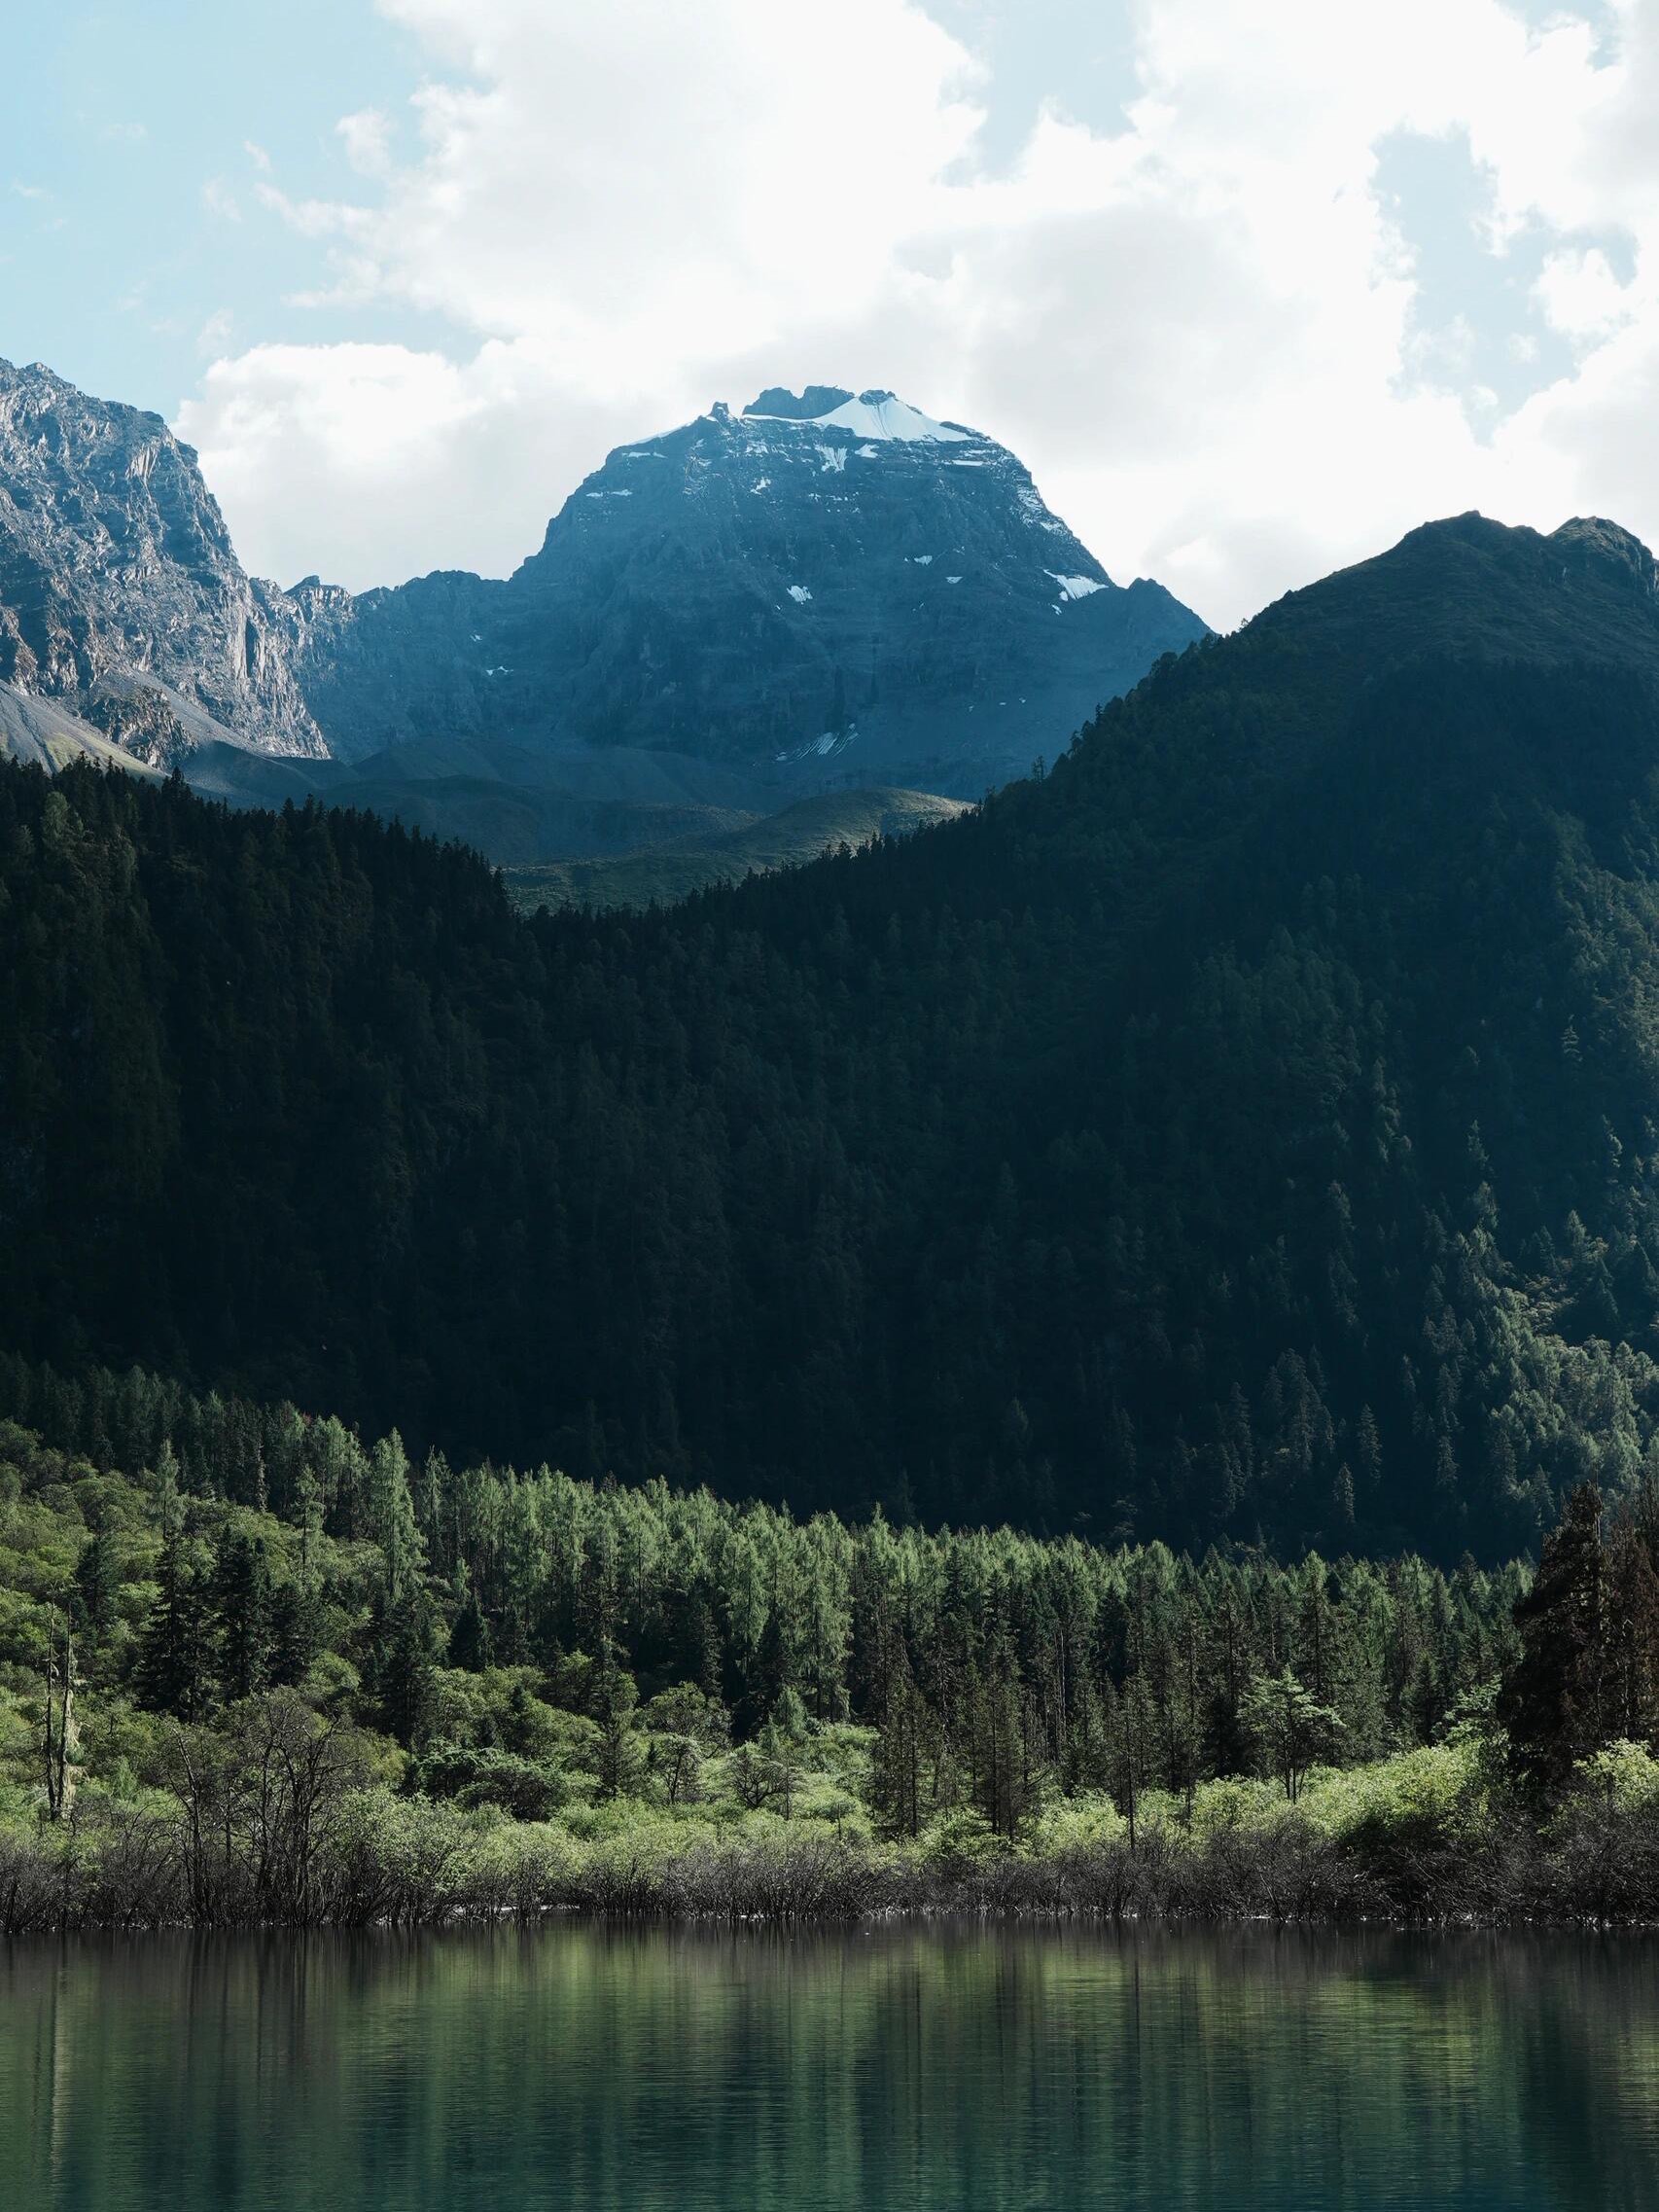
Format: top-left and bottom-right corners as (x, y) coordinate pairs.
(3, 1928), (1658, 2210)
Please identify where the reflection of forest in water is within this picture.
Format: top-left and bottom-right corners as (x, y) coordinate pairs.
(4, 1925), (1657, 2211)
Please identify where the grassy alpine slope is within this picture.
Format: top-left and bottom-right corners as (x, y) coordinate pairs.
(4, 1365), (1659, 1930)
(503, 787), (971, 912)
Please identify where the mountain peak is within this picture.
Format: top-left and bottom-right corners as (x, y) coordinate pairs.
(743, 384), (856, 420)
(483, 379), (1205, 791)
(0, 356), (1207, 838)
(741, 385), (972, 444)
(0, 354), (169, 435)
(1552, 515), (1658, 597)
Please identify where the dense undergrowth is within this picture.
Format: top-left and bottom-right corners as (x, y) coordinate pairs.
(6, 1731), (1659, 1934)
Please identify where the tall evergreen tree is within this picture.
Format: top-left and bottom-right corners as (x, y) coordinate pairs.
(136, 1463), (211, 1721)
(1499, 1481), (1607, 1797)
(213, 1528), (275, 1702)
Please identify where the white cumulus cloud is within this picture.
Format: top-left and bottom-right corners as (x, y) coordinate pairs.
(175, 0), (1659, 627)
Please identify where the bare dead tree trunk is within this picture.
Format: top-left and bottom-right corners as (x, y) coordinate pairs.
(42, 1613), (77, 1822)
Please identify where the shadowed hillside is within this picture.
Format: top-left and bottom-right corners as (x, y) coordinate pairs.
(7, 512), (1659, 1558)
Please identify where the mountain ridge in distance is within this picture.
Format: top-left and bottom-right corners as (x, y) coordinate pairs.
(0, 360), (1208, 864)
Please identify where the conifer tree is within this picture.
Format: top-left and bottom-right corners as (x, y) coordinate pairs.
(136, 1455), (211, 1720)
(378, 1590), (438, 1749)
(591, 1636), (640, 1801)
(1604, 1521), (1659, 1750)
(871, 1663), (935, 1838)
(72, 1524), (119, 1642)
(1499, 1481), (1607, 1798)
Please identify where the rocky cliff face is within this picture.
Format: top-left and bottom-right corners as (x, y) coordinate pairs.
(303, 386), (1209, 794)
(0, 360), (327, 759)
(280, 568), (502, 761)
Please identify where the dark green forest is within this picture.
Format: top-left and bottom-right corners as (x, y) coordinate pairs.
(9, 513), (1659, 1560)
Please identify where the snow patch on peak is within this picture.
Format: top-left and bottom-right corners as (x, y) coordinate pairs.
(787, 584), (813, 604)
(745, 387), (971, 445)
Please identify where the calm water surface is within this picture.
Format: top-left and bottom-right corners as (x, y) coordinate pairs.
(3, 1922), (1657, 2210)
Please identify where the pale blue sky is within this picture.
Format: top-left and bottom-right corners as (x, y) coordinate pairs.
(2, 1), (444, 411)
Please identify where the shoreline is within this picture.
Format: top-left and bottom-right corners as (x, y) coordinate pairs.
(7, 1808), (1659, 1937)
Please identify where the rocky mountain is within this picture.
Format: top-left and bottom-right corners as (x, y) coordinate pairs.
(0, 362), (1206, 858)
(300, 385), (1207, 800)
(0, 359), (326, 760)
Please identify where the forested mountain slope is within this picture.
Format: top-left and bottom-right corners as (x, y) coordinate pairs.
(7, 510), (1659, 1559)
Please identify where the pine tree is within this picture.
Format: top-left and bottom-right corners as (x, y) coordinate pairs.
(378, 1590), (437, 1748)
(1109, 1675), (1158, 1848)
(1604, 1522), (1659, 1749)
(269, 1577), (321, 1690)
(870, 1663), (935, 1837)
(214, 1527), (275, 1701)
(591, 1636), (640, 1801)
(136, 1468), (211, 1720)
(1499, 1481), (1607, 1798)
(447, 1570), (493, 1671)
(370, 1430), (424, 1603)
(72, 1524), (119, 1642)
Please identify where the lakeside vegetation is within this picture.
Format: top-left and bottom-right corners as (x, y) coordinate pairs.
(4, 1363), (1659, 1930)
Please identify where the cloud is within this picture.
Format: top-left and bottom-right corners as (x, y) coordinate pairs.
(183, 340), (547, 587)
(176, 0), (1659, 625)
(1534, 245), (1638, 340)
(200, 177), (242, 223)
(337, 108), (394, 179)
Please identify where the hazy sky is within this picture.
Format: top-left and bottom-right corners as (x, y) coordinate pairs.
(2, 0), (1649, 628)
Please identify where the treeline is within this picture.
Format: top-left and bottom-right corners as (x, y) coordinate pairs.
(10, 518), (1659, 1558)
(1, 1355), (1526, 1835)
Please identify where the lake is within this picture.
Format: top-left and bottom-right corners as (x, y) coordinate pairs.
(3, 1923), (1656, 2209)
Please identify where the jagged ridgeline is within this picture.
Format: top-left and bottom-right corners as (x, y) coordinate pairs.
(0, 363), (1206, 866)
(7, 510), (1659, 1557)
